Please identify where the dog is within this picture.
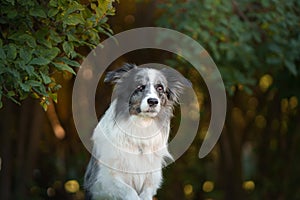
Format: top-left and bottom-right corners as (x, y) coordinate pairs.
(84, 63), (191, 200)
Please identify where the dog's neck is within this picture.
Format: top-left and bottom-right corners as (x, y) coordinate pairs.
(129, 115), (156, 127)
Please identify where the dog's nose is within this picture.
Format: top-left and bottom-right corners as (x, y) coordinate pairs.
(147, 98), (159, 107)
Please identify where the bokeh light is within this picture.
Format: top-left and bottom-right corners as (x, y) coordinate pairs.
(202, 181), (214, 192)
(47, 187), (56, 197)
(259, 74), (273, 92)
(281, 98), (289, 113)
(289, 96), (298, 110)
(64, 180), (80, 193)
(243, 180), (255, 191)
(184, 184), (193, 196)
(255, 115), (267, 129)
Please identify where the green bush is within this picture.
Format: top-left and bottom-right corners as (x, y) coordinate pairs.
(156, 0), (300, 95)
(0, 0), (116, 109)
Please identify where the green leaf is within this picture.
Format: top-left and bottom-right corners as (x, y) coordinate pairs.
(19, 90), (29, 100)
(49, 30), (63, 44)
(53, 84), (62, 91)
(52, 62), (76, 74)
(20, 82), (31, 92)
(30, 57), (51, 65)
(91, 3), (97, 10)
(268, 43), (282, 54)
(31, 92), (40, 99)
(5, 0), (15, 5)
(38, 38), (52, 48)
(40, 72), (52, 84)
(9, 33), (37, 48)
(24, 35), (37, 48)
(62, 42), (74, 57)
(48, 8), (59, 17)
(33, 85), (48, 96)
(7, 90), (16, 97)
(57, 57), (80, 67)
(40, 100), (48, 111)
(27, 80), (42, 87)
(67, 33), (78, 42)
(95, 7), (105, 19)
(20, 48), (32, 64)
(8, 32), (23, 41)
(0, 48), (6, 60)
(7, 44), (17, 60)
(65, 2), (85, 15)
(43, 47), (60, 60)
(7, 9), (17, 19)
(24, 65), (35, 76)
(49, 0), (57, 7)
(5, 67), (20, 79)
(49, 92), (58, 103)
(63, 14), (85, 26)
(284, 60), (297, 76)
(29, 7), (47, 18)
(266, 57), (281, 65)
(18, 0), (34, 6)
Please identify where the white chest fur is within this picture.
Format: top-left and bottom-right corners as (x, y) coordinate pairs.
(90, 100), (171, 199)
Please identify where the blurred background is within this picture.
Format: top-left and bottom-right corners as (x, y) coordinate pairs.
(0, 0), (299, 199)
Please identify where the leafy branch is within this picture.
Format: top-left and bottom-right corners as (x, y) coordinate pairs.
(0, 0), (117, 109)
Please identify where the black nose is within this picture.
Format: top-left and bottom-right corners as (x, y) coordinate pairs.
(147, 98), (159, 107)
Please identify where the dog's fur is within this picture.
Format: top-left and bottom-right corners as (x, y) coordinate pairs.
(84, 64), (190, 200)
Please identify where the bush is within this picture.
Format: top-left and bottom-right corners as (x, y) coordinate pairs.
(156, 0), (300, 95)
(0, 0), (116, 109)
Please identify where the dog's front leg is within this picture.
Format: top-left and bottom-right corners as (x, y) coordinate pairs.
(139, 170), (162, 200)
(100, 176), (141, 200)
(120, 183), (141, 200)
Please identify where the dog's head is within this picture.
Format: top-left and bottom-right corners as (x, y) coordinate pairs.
(104, 63), (191, 118)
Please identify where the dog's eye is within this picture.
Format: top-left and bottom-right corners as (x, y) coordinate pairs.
(156, 84), (164, 92)
(136, 85), (145, 92)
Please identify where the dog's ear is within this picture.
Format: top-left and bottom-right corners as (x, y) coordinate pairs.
(160, 68), (192, 103)
(104, 63), (136, 83)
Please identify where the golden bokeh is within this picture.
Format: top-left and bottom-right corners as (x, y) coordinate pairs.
(243, 180), (255, 191)
(259, 74), (273, 92)
(202, 181), (214, 193)
(281, 98), (289, 113)
(289, 96), (298, 110)
(64, 180), (80, 193)
(255, 115), (267, 129)
(184, 184), (193, 196)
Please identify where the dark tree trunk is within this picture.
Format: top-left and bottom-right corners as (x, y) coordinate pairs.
(0, 100), (18, 200)
(15, 99), (31, 198)
(218, 94), (245, 200)
(219, 129), (244, 200)
(0, 99), (45, 200)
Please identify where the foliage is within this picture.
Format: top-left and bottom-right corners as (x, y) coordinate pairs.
(0, 0), (116, 109)
(0, 0), (299, 199)
(156, 0), (300, 95)
(156, 1), (300, 199)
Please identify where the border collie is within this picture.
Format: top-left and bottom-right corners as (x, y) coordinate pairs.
(84, 63), (191, 200)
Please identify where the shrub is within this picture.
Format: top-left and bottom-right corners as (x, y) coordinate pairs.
(0, 0), (116, 109)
